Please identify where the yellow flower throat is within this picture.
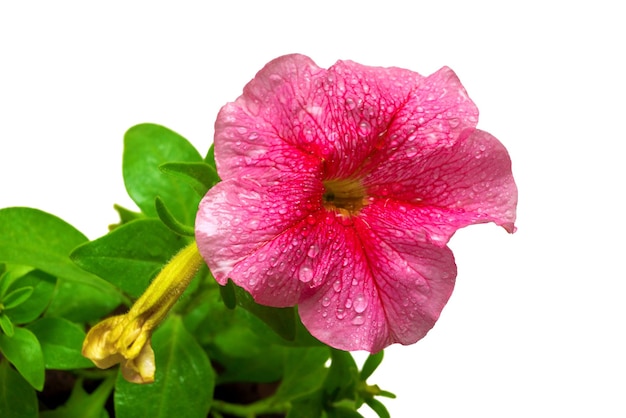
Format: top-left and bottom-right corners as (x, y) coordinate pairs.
(322, 178), (368, 216)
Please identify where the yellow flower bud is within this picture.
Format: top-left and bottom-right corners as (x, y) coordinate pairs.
(82, 241), (203, 383)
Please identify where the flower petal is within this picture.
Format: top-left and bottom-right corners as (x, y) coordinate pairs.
(364, 128), (517, 239)
(298, 216), (456, 352)
(214, 54), (326, 180)
(195, 172), (323, 291)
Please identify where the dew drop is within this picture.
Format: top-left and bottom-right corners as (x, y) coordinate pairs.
(345, 298), (353, 309)
(322, 296), (331, 307)
(307, 244), (320, 258)
(333, 280), (342, 292)
(335, 308), (346, 320)
(299, 266), (314, 283)
(345, 97), (357, 110)
(352, 315), (365, 326)
(358, 120), (371, 136)
(354, 294), (368, 313)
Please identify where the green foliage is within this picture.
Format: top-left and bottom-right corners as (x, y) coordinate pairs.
(40, 377), (114, 418)
(0, 124), (395, 417)
(71, 219), (188, 298)
(123, 123), (203, 225)
(0, 360), (38, 418)
(115, 316), (215, 418)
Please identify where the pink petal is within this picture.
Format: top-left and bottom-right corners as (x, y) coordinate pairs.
(195, 172), (323, 290)
(298, 215), (457, 352)
(364, 128), (517, 238)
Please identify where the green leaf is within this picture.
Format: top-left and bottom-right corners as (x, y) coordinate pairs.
(0, 207), (122, 319)
(109, 204), (145, 230)
(44, 277), (121, 323)
(115, 315), (215, 418)
(71, 219), (188, 298)
(40, 376), (114, 418)
(204, 143), (216, 165)
(0, 360), (38, 418)
(325, 350), (359, 402)
(359, 350), (384, 381)
(123, 123), (203, 225)
(155, 196), (195, 236)
(219, 279), (236, 309)
(0, 265), (33, 299)
(26, 317), (93, 369)
(0, 327), (45, 391)
(233, 284), (296, 341)
(274, 347), (330, 402)
(159, 161), (219, 196)
(287, 390), (324, 418)
(4, 270), (55, 325)
(181, 291), (285, 383)
(0, 314), (14, 337)
(2, 286), (34, 310)
(327, 406), (364, 418)
(364, 397), (390, 418)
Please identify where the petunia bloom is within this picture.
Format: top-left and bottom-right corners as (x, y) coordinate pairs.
(195, 54), (517, 352)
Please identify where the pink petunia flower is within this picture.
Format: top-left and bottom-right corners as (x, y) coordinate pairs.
(195, 54), (517, 352)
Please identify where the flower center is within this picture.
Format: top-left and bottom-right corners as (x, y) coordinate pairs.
(322, 178), (367, 215)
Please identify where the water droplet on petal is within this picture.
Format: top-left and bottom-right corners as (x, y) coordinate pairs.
(336, 308), (346, 320)
(352, 315), (365, 326)
(345, 298), (353, 309)
(354, 294), (368, 313)
(345, 97), (357, 110)
(307, 244), (320, 258)
(299, 266), (314, 283)
(358, 121), (371, 136)
(322, 296), (331, 307)
(333, 280), (342, 292)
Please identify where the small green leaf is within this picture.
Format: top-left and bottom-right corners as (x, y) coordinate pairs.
(234, 284), (296, 341)
(0, 208), (122, 317)
(326, 406), (364, 418)
(4, 270), (55, 325)
(219, 279), (236, 309)
(155, 196), (195, 236)
(274, 347), (330, 402)
(325, 350), (359, 402)
(2, 286), (34, 310)
(123, 123), (203, 225)
(71, 219), (188, 298)
(364, 397), (391, 418)
(0, 314), (14, 337)
(360, 350), (384, 381)
(0, 265), (33, 299)
(26, 317), (93, 369)
(115, 316), (215, 418)
(0, 360), (38, 418)
(40, 376), (114, 418)
(0, 327), (45, 391)
(109, 204), (145, 230)
(159, 161), (220, 196)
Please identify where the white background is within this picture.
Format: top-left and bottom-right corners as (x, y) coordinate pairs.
(1, 1), (624, 417)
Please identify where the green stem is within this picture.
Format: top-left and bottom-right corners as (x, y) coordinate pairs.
(211, 398), (290, 418)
